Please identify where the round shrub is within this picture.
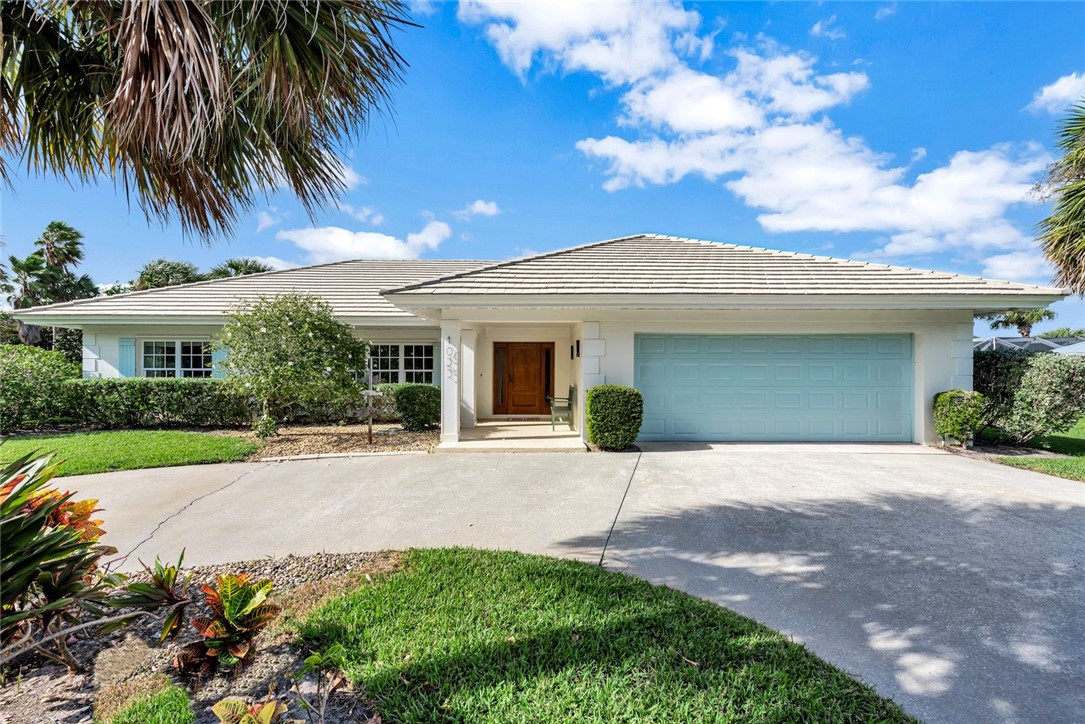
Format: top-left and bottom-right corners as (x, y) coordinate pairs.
(1001, 354), (1085, 443)
(0, 344), (80, 433)
(932, 390), (986, 447)
(586, 384), (644, 451)
(395, 384), (440, 431)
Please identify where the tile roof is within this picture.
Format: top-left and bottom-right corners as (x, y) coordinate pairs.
(14, 259), (488, 321)
(385, 234), (1068, 297)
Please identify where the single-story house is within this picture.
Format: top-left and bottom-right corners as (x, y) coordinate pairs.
(973, 336), (1085, 352)
(1053, 341), (1085, 356)
(14, 234), (1067, 445)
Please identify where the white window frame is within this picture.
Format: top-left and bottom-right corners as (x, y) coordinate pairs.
(368, 342), (439, 385)
(139, 339), (213, 378)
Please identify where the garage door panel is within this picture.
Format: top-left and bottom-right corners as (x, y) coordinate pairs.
(634, 334), (913, 442)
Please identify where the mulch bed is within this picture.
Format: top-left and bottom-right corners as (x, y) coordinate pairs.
(0, 552), (402, 724)
(214, 423), (439, 459)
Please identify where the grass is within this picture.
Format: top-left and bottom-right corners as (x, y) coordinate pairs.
(0, 429), (259, 477)
(298, 548), (915, 723)
(996, 418), (1085, 482)
(106, 681), (194, 724)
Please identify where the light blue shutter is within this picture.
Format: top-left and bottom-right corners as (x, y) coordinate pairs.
(118, 338), (136, 377)
(211, 348), (227, 379)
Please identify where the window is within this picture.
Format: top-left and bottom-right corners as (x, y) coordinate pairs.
(367, 343), (437, 384)
(404, 344), (435, 384)
(142, 340), (212, 378)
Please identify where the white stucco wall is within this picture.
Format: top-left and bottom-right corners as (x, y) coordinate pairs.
(590, 309), (974, 444)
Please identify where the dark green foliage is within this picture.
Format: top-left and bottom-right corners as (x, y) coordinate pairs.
(974, 350), (1085, 443)
(973, 349), (1033, 427)
(586, 384), (644, 450)
(0, 344), (81, 432)
(298, 548), (915, 723)
(394, 384), (440, 431)
(64, 378), (251, 429)
(1001, 354), (1085, 443)
(933, 390), (986, 447)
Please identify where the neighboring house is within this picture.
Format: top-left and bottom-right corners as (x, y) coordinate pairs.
(1053, 341), (1085, 356)
(973, 336), (1085, 352)
(13, 234), (1067, 445)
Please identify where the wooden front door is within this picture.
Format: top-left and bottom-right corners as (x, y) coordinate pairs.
(493, 342), (554, 415)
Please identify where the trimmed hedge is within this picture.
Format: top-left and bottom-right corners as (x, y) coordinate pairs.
(586, 384), (643, 451)
(395, 384), (440, 431)
(64, 378), (251, 428)
(933, 390), (986, 447)
(0, 344), (81, 433)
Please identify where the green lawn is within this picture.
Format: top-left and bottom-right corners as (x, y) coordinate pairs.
(108, 684), (194, 724)
(298, 548), (914, 723)
(0, 430), (258, 477)
(997, 418), (1085, 482)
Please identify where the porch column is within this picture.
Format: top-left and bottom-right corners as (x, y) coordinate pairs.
(460, 328), (478, 429)
(440, 320), (461, 443)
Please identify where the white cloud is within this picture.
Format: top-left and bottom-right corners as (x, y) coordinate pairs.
(1026, 72), (1085, 114)
(453, 199), (502, 219)
(810, 15), (846, 41)
(337, 163), (367, 190)
(408, 0), (438, 17)
(464, 3), (1047, 262)
(276, 220), (452, 262)
(982, 250), (1054, 283)
(256, 208), (283, 233)
(341, 204), (385, 225)
(874, 5), (897, 21)
(247, 255), (298, 271)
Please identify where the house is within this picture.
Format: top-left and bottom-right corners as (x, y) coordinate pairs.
(973, 336), (1085, 352)
(13, 234), (1067, 445)
(1053, 341), (1085, 356)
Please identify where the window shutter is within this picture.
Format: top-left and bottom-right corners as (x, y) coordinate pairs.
(211, 348), (227, 379)
(118, 338), (136, 377)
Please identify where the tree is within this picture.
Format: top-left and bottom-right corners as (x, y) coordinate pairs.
(1037, 101), (1085, 295)
(215, 294), (369, 437)
(2, 1), (411, 239)
(206, 258), (274, 279)
(978, 309), (1057, 337)
(34, 222), (85, 269)
(133, 259), (205, 290)
(5, 253), (50, 345)
(1039, 326), (1085, 338)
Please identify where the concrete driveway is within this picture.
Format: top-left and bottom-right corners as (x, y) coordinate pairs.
(67, 445), (1084, 723)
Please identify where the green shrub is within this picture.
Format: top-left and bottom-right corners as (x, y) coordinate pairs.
(1000, 354), (1085, 443)
(933, 390), (986, 447)
(373, 382), (408, 421)
(64, 378), (251, 429)
(394, 384), (440, 431)
(215, 294), (368, 436)
(973, 348), (1033, 428)
(0, 344), (80, 433)
(586, 385), (643, 451)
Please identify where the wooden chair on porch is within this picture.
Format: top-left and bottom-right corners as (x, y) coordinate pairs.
(548, 385), (576, 431)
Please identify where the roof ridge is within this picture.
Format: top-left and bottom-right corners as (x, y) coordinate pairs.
(21, 258), (493, 314)
(381, 234), (655, 294)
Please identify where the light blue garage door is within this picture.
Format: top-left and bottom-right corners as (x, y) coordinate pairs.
(635, 334), (914, 442)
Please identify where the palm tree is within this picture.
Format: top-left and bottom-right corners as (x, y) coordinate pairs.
(133, 259), (205, 290)
(2, 1), (411, 239)
(1037, 101), (1085, 294)
(1038, 326), (1085, 338)
(980, 309), (1058, 337)
(6, 253), (50, 345)
(34, 221), (85, 270)
(206, 258), (274, 279)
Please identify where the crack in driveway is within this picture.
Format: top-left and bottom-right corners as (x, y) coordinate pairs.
(110, 463), (271, 568)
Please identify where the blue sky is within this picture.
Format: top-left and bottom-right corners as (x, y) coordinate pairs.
(3, 1), (1084, 332)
